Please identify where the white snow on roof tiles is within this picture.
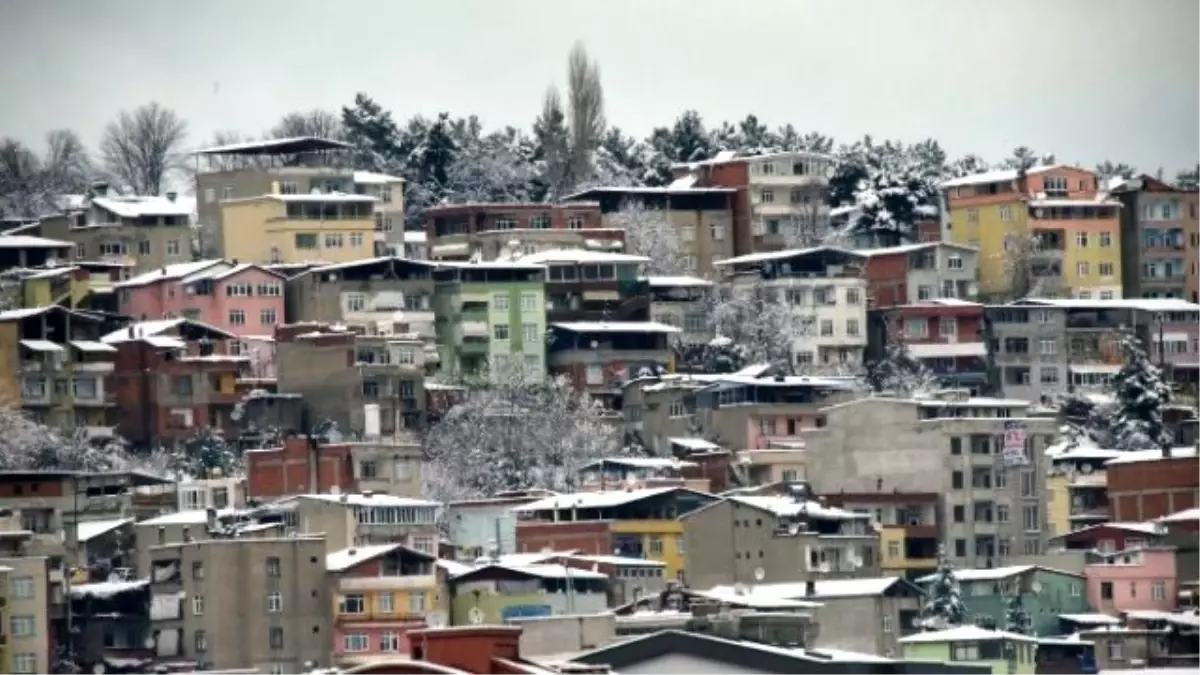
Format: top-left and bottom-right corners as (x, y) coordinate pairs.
(569, 554), (667, 567)
(707, 577), (904, 602)
(691, 587), (822, 610)
(101, 319), (184, 343)
(518, 248), (649, 265)
(1058, 522), (1164, 538)
(713, 245), (862, 267)
(326, 543), (404, 572)
(69, 340), (117, 353)
(1105, 447), (1198, 466)
(75, 517), (133, 542)
(856, 242), (978, 256)
(93, 196), (193, 218)
(138, 509), (232, 526)
(114, 260), (225, 289)
(1059, 613), (1121, 625)
(667, 438), (721, 452)
(552, 321), (680, 334)
(940, 165), (1063, 189)
(70, 578), (150, 599)
(0, 234), (72, 248)
(498, 563), (608, 580)
(580, 457), (698, 471)
(1158, 507), (1200, 523)
(19, 339), (64, 352)
(513, 487), (685, 512)
(0, 307), (58, 321)
(300, 493), (440, 508)
(899, 625), (1038, 643)
(353, 170), (405, 184)
(724, 495), (862, 521)
(640, 275), (713, 288)
(1016, 297), (1200, 312)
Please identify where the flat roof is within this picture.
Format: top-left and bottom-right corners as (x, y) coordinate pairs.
(192, 136), (352, 156)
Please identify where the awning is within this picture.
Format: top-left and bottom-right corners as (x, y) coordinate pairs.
(907, 342), (986, 359)
(69, 340), (117, 353)
(668, 437), (720, 451)
(432, 243), (469, 257)
(19, 339), (64, 352)
(1069, 364), (1120, 374)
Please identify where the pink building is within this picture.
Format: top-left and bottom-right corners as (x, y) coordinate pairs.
(745, 412), (824, 450)
(115, 259), (286, 340)
(1086, 547), (1179, 614)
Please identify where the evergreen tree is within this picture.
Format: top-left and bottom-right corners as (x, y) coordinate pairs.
(532, 88), (572, 200)
(171, 428), (242, 480)
(922, 544), (967, 629)
(1003, 594), (1030, 635)
(1175, 164), (1200, 190)
(1110, 327), (1174, 453)
(340, 93), (402, 170)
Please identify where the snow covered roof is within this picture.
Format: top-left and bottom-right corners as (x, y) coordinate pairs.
(326, 543), (430, 572)
(707, 577), (909, 602)
(513, 487), (706, 513)
(578, 457), (698, 471)
(640, 275), (713, 288)
(92, 195), (193, 218)
(713, 245), (862, 267)
(300, 255), (435, 275)
(899, 625), (1038, 643)
(1105, 447), (1198, 466)
(1015, 297), (1200, 313)
(518, 248), (649, 265)
(182, 262), (285, 282)
(667, 437), (721, 452)
(720, 495), (863, 521)
(1029, 198), (1122, 208)
(403, 231), (427, 244)
(299, 493), (440, 508)
(1158, 507), (1200, 524)
(940, 165), (1064, 189)
(691, 587), (822, 610)
(19, 339), (64, 352)
(76, 517), (133, 542)
(0, 234), (72, 248)
(551, 321), (680, 334)
(674, 149), (834, 170)
(635, 372), (854, 392)
(100, 318), (235, 343)
(1059, 613), (1121, 626)
(562, 186), (737, 200)
(906, 342), (986, 359)
(138, 509), (235, 526)
(194, 136), (352, 155)
(916, 564), (1082, 583)
(70, 578), (150, 599)
(353, 170), (405, 184)
(856, 241), (978, 256)
(69, 340), (117, 353)
(259, 192), (376, 203)
(453, 563), (608, 581)
(568, 554), (667, 567)
(114, 260), (225, 288)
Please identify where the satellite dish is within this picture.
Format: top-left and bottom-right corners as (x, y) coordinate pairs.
(427, 612), (447, 628)
(143, 636), (156, 649)
(754, 567), (765, 582)
(1079, 463), (1094, 474)
(910, 616), (923, 628)
(468, 606), (485, 625)
(1031, 581), (1043, 594)
(733, 582), (749, 596)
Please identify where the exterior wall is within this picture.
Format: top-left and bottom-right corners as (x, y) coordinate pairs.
(285, 266), (435, 336)
(1106, 456), (1199, 521)
(220, 198), (375, 264)
(435, 280), (546, 380)
(0, 556), (50, 674)
(946, 199), (1022, 298)
(907, 246), (981, 303)
(814, 594), (923, 659)
(446, 501), (534, 558)
(355, 176), (406, 253)
(956, 570), (1088, 637)
(246, 437), (353, 499)
(1086, 549), (1178, 614)
(330, 556), (439, 661)
(902, 641), (1036, 674)
(40, 213), (191, 274)
(607, 520), (686, 580)
(425, 203), (603, 260)
(514, 521), (612, 557)
(449, 581), (606, 626)
(1029, 210), (1121, 299)
(1045, 474), (1071, 538)
(119, 267), (285, 336)
(754, 275), (869, 365)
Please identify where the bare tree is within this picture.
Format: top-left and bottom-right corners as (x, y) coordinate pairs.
(0, 131), (94, 218)
(610, 201), (692, 276)
(100, 101), (188, 195)
(42, 129), (93, 193)
(1001, 230), (1062, 300)
(269, 109), (343, 140)
(566, 42), (605, 187)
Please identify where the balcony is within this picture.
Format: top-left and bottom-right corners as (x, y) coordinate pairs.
(74, 361), (115, 373)
(337, 574), (437, 592)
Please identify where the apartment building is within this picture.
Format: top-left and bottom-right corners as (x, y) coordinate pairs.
(673, 150), (836, 257)
(103, 318), (247, 446)
(0, 234), (72, 271)
(1086, 547), (1180, 615)
(576, 457), (711, 493)
(821, 492), (942, 582)
(1110, 175), (1199, 301)
(644, 276), (713, 346)
(513, 487), (719, 580)
(275, 323), (428, 435)
(802, 394), (1057, 569)
(326, 543), (442, 666)
(446, 226), (628, 264)
(0, 556), (49, 674)
(1045, 446), (1121, 537)
(681, 491), (880, 591)
(715, 246), (870, 367)
(10, 260), (130, 313)
(444, 491), (556, 560)
(114, 259), (285, 334)
(2, 305), (117, 433)
(352, 170), (407, 254)
(565, 185), (737, 277)
(219, 193), (378, 265)
(447, 562), (608, 625)
(423, 202), (603, 261)
(547, 321), (678, 395)
(943, 165), (1122, 300)
(245, 434), (423, 501)
(983, 298), (1200, 401)
(288, 493), (440, 554)
(39, 184), (194, 273)
(147, 535), (332, 672)
(432, 261), (547, 379)
(866, 300), (988, 392)
(1105, 448), (1199, 522)
(859, 242), (980, 308)
(286, 256), (437, 340)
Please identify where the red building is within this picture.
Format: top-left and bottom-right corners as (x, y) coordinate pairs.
(343, 625), (610, 674)
(1049, 522), (1168, 553)
(866, 299), (987, 391)
(424, 202), (605, 260)
(1106, 449), (1199, 522)
(859, 242), (980, 309)
(107, 318), (247, 447)
(245, 435), (354, 499)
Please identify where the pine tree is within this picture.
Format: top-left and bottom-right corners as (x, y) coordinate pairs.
(340, 93), (402, 170)
(171, 428), (242, 480)
(1003, 594), (1030, 635)
(922, 544), (967, 629)
(1110, 326), (1174, 453)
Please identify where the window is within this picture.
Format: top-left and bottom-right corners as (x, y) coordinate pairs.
(75, 242), (86, 258)
(1100, 581), (1113, 599)
(194, 630), (208, 652)
(1077, 262), (1089, 277)
(846, 288), (861, 304)
(492, 294), (509, 311)
(1099, 262), (1113, 277)
(1022, 504), (1040, 532)
(952, 643), (980, 661)
(996, 504), (1010, 523)
(493, 323), (509, 340)
(267, 591), (283, 613)
(939, 317), (957, 338)
(1099, 231), (1112, 247)
(669, 399), (687, 418)
(820, 319), (833, 336)
(12, 653), (37, 674)
(710, 223), (726, 240)
(967, 208), (980, 224)
(951, 471), (964, 490)
(520, 293), (539, 312)
(585, 364), (603, 385)
(1039, 367), (1059, 384)
(955, 539), (967, 558)
(999, 205), (1013, 222)
(295, 233), (318, 249)
(1039, 338), (1057, 355)
(846, 319), (860, 336)
(905, 317), (928, 338)
(192, 595), (205, 616)
(950, 437), (962, 455)
(269, 627), (284, 650)
(409, 592), (427, 613)
(947, 255), (964, 270)
(681, 224), (695, 242)
(887, 541), (901, 558)
(522, 323), (539, 343)
(339, 594), (366, 614)
(760, 189), (774, 203)
(260, 308), (276, 325)
(917, 285), (933, 301)
(324, 233), (344, 248)
(953, 505), (965, 523)
(350, 232), (364, 248)
(192, 561), (204, 580)
(1045, 176), (1068, 196)
(1107, 641), (1123, 661)
(266, 556), (281, 578)
(380, 632), (401, 652)
(11, 576), (35, 598)
(11, 615), (36, 636)
(1151, 581), (1167, 600)
(1099, 290), (1114, 300)
(204, 187), (216, 203)
(166, 239), (181, 256)
(529, 214), (550, 229)
(343, 633), (369, 652)
(566, 216), (584, 230)
(138, 240), (151, 255)
(1075, 231), (1089, 248)
(228, 309), (246, 326)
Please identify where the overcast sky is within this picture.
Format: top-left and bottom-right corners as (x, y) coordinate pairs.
(1, 0), (1197, 172)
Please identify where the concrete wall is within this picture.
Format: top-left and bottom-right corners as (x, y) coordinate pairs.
(508, 613), (616, 656)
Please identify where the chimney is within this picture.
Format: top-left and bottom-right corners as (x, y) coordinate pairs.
(166, 191), (177, 202)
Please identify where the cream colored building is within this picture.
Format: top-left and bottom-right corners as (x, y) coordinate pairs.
(219, 193), (377, 265)
(0, 556), (51, 674)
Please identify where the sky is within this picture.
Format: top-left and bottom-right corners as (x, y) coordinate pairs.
(1, 0), (1197, 173)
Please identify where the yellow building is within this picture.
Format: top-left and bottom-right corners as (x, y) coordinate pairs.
(0, 564), (11, 675)
(943, 165), (1122, 300)
(879, 525), (939, 580)
(609, 520), (687, 579)
(1046, 446), (1121, 537)
(219, 193), (378, 264)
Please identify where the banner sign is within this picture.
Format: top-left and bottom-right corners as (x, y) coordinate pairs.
(1002, 421), (1029, 467)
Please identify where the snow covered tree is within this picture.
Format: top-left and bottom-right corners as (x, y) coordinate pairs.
(706, 280), (804, 374)
(99, 101), (187, 195)
(1, 130), (94, 219)
(0, 405), (170, 474)
(445, 127), (537, 204)
(866, 316), (939, 397)
(1110, 326), (1174, 453)
(922, 544), (967, 629)
(827, 138), (939, 244)
(1095, 160), (1136, 183)
(675, 336), (750, 374)
(566, 42), (606, 187)
(643, 111), (715, 186)
(1003, 594), (1030, 634)
(1002, 146), (1040, 171)
(947, 154), (989, 179)
(610, 201), (691, 276)
(532, 87), (573, 201)
(1000, 230), (1063, 300)
(270, 109), (343, 140)
(1053, 391), (1116, 450)
(422, 361), (624, 502)
(1174, 164), (1199, 190)
(341, 93), (404, 171)
(168, 428), (243, 479)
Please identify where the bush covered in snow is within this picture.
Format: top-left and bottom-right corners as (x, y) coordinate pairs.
(922, 544), (967, 629)
(1110, 327), (1174, 452)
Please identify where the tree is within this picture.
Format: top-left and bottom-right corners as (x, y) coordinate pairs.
(0, 131), (94, 218)
(421, 361), (623, 503)
(1110, 326), (1174, 454)
(0, 404), (165, 474)
(866, 314), (939, 397)
(270, 109), (343, 140)
(167, 428), (243, 479)
(341, 93), (403, 171)
(1174, 164), (1199, 190)
(1053, 391), (1115, 450)
(1002, 146), (1040, 171)
(676, 336), (751, 374)
(1003, 594), (1030, 634)
(828, 138), (939, 244)
(444, 127), (537, 204)
(566, 42), (606, 187)
(42, 129), (94, 193)
(707, 280), (803, 374)
(533, 87), (572, 201)
(643, 111), (715, 186)
(1095, 160), (1136, 183)
(99, 101), (188, 195)
(922, 544), (967, 629)
(947, 154), (989, 178)
(1000, 230), (1063, 300)
(610, 201), (691, 275)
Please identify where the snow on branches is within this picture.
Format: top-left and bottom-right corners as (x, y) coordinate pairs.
(609, 201), (692, 276)
(422, 361), (624, 503)
(828, 139), (940, 244)
(706, 280), (804, 375)
(922, 544), (967, 630)
(1110, 326), (1174, 453)
(865, 320), (939, 398)
(0, 404), (165, 474)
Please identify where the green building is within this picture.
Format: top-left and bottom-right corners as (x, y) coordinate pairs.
(433, 261), (547, 379)
(901, 626), (1039, 674)
(447, 563), (608, 625)
(917, 565), (1088, 637)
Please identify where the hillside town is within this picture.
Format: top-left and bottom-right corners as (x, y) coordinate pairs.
(1, 16), (1199, 675)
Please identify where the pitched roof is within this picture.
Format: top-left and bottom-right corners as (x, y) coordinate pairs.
(92, 195), (194, 218)
(0, 234), (72, 248)
(916, 564), (1083, 583)
(299, 493), (440, 508)
(100, 318), (235, 344)
(326, 543), (433, 572)
(513, 487), (711, 513)
(899, 625), (1038, 643)
(940, 164), (1065, 189)
(113, 260), (225, 288)
(713, 245), (863, 268)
